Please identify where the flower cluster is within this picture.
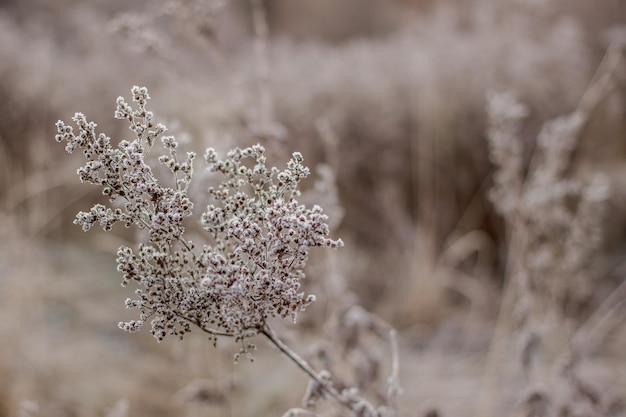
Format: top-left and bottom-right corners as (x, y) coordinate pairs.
(55, 86), (342, 343)
(486, 90), (528, 218)
(200, 145), (343, 336)
(55, 86), (195, 245)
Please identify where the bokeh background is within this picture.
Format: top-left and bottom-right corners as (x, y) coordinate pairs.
(1, 0), (625, 416)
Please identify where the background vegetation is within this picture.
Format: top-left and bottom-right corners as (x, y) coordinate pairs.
(1, 0), (625, 416)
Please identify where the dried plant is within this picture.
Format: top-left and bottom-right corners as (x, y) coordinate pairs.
(55, 86), (401, 416)
(480, 45), (624, 417)
(1, 1), (623, 415)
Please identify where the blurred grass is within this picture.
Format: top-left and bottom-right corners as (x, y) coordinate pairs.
(0, 0), (625, 416)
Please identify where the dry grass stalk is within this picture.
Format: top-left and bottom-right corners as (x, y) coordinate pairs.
(478, 44), (624, 417)
(54, 86), (404, 417)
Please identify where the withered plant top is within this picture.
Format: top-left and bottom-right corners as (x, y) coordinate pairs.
(55, 86), (343, 345)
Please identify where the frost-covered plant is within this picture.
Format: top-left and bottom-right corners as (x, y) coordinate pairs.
(55, 86), (342, 345)
(55, 87), (401, 417)
(482, 45), (623, 417)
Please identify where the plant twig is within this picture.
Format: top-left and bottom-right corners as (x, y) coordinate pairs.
(573, 277), (626, 355)
(387, 328), (402, 407)
(261, 324), (355, 414)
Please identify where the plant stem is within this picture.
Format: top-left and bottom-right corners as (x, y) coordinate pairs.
(260, 324), (356, 414)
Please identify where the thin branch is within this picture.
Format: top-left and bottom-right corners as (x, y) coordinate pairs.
(189, 316), (237, 338)
(281, 408), (322, 417)
(573, 277), (626, 355)
(260, 324), (356, 414)
(387, 328), (402, 407)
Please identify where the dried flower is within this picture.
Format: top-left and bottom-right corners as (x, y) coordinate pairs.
(55, 86), (343, 345)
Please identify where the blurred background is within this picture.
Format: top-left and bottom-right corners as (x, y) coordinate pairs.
(1, 0), (625, 416)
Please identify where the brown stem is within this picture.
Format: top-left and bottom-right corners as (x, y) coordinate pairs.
(260, 324), (357, 414)
(188, 316), (236, 338)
